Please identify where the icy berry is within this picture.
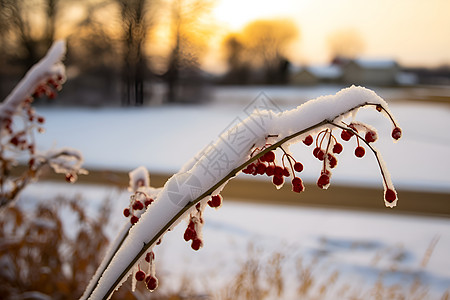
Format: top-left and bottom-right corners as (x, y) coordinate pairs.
(263, 151), (275, 163)
(291, 177), (304, 193)
(272, 176), (284, 186)
(184, 227), (196, 241)
(144, 198), (154, 207)
(317, 173), (330, 189)
(294, 162), (303, 172)
(365, 131), (377, 143)
(130, 215), (139, 225)
(355, 146), (365, 158)
(328, 154), (337, 168)
(208, 195), (222, 208)
(132, 200), (144, 210)
(191, 238), (203, 251)
(303, 135), (313, 146)
(123, 208), (131, 217)
(316, 149), (325, 161)
(65, 173), (75, 183)
(392, 127), (402, 140)
(145, 275), (158, 291)
(341, 130), (353, 141)
(333, 143), (343, 154)
(265, 165), (275, 176)
(243, 163), (256, 175)
(145, 251), (155, 263)
(385, 189), (397, 203)
(135, 270), (146, 281)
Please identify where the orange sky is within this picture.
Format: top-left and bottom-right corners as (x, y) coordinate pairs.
(204, 0), (450, 72)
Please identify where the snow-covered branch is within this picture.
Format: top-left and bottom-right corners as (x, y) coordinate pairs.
(83, 86), (402, 300)
(0, 40), (86, 207)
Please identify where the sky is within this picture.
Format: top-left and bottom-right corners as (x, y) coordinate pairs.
(206, 0), (450, 71)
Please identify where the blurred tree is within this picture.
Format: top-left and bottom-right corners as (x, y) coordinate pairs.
(222, 33), (250, 84)
(162, 0), (214, 102)
(240, 19), (298, 84)
(0, 0), (61, 69)
(327, 28), (365, 63)
(116, 0), (154, 106)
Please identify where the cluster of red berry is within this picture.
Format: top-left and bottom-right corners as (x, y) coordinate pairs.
(32, 75), (64, 100)
(239, 116), (402, 204)
(134, 252), (158, 291)
(1, 75), (66, 183)
(123, 191), (155, 225)
(242, 145), (306, 193)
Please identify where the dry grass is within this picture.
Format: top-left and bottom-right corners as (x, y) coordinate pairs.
(1, 195), (449, 300)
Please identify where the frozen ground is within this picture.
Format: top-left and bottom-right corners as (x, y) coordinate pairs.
(19, 182), (450, 299)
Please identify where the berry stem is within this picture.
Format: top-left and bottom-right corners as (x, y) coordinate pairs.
(330, 121), (390, 189)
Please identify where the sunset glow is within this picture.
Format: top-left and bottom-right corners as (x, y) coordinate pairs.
(209, 0), (450, 69)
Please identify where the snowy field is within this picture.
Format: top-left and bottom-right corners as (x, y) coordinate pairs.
(35, 86), (450, 192)
(22, 86), (450, 298)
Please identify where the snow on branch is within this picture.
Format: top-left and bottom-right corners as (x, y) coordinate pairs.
(0, 40), (86, 207)
(83, 86), (402, 300)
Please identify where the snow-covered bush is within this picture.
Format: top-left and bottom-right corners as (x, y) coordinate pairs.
(82, 86), (402, 300)
(0, 41), (86, 207)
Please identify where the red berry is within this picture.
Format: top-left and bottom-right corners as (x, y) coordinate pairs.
(135, 270), (146, 281)
(243, 163), (256, 175)
(328, 154), (337, 168)
(130, 215), (139, 225)
(333, 143), (343, 154)
(303, 135), (313, 146)
(145, 275), (158, 291)
(274, 166), (284, 178)
(355, 146), (365, 158)
(341, 130), (353, 141)
(294, 162), (303, 172)
(184, 227), (196, 241)
(317, 149), (325, 161)
(123, 208), (130, 217)
(208, 195), (222, 208)
(263, 151), (275, 163)
(272, 176), (284, 186)
(392, 127), (402, 140)
(10, 136), (19, 146)
(313, 147), (321, 158)
(365, 131), (377, 143)
(283, 167), (290, 177)
(145, 198), (154, 207)
(385, 189), (397, 203)
(317, 173), (330, 189)
(191, 238), (203, 251)
(132, 200), (144, 210)
(291, 177), (304, 193)
(256, 163), (267, 175)
(37, 116), (45, 124)
(265, 165), (275, 176)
